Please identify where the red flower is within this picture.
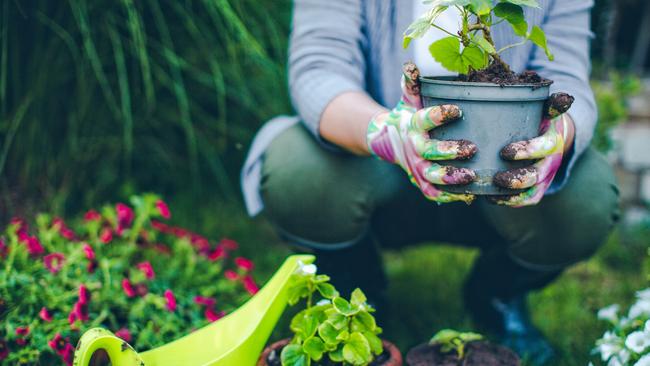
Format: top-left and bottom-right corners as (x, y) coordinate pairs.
(155, 199), (171, 219)
(235, 257), (254, 272)
(69, 301), (89, 324)
(0, 339), (8, 360)
(10, 217), (28, 236)
(242, 275), (259, 295)
(135, 283), (149, 297)
(39, 307), (53, 322)
(82, 243), (95, 260)
(52, 218), (76, 240)
(193, 296), (216, 307)
(78, 285), (90, 304)
(115, 203), (134, 235)
(122, 278), (136, 298)
(0, 238), (8, 258)
(208, 245), (226, 261)
(164, 289), (177, 312)
(15, 326), (29, 346)
(219, 238), (239, 251)
(18, 234), (44, 256)
(224, 270), (239, 281)
(137, 261), (155, 280)
(115, 328), (132, 343)
(190, 234), (210, 254)
(49, 333), (74, 366)
(100, 227), (113, 244)
(151, 220), (171, 233)
(84, 210), (102, 222)
(205, 308), (226, 322)
(171, 227), (189, 238)
(43, 253), (66, 274)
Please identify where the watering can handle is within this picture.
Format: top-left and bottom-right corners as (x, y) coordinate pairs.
(73, 328), (144, 366)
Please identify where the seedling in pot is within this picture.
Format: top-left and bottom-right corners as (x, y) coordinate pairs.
(429, 329), (483, 360)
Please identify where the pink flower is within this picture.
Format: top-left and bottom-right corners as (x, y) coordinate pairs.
(235, 257), (254, 271)
(208, 245), (226, 261)
(164, 289), (177, 312)
(122, 278), (136, 297)
(224, 270), (239, 281)
(15, 326), (29, 336)
(82, 243), (95, 260)
(0, 339), (8, 360)
(0, 238), (8, 258)
(242, 275), (259, 295)
(155, 199), (171, 219)
(137, 261), (155, 280)
(100, 227), (113, 244)
(194, 296), (216, 307)
(84, 210), (101, 222)
(190, 234), (210, 254)
(151, 220), (171, 233)
(39, 307), (53, 322)
(52, 218), (76, 240)
(205, 308), (225, 322)
(135, 283), (149, 297)
(78, 285), (90, 304)
(115, 203), (134, 235)
(18, 234), (44, 256)
(115, 328), (132, 343)
(43, 253), (66, 274)
(219, 238), (239, 251)
(10, 217), (28, 236)
(49, 333), (74, 366)
(69, 301), (89, 324)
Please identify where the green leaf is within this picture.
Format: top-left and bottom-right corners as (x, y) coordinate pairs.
(342, 332), (372, 365)
(429, 37), (487, 74)
(326, 311), (348, 330)
(329, 345), (345, 363)
(430, 329), (461, 345)
(350, 288), (367, 306)
(318, 321), (339, 345)
(316, 283), (338, 299)
(500, 0), (540, 8)
(459, 332), (484, 342)
(363, 331), (384, 355)
(290, 310), (319, 340)
(528, 25), (554, 60)
(493, 2), (528, 36)
(333, 297), (360, 316)
(303, 337), (326, 361)
(355, 310), (377, 332)
(312, 274), (330, 284)
(281, 344), (310, 366)
(337, 329), (350, 341)
(469, 0), (492, 15)
(403, 5), (449, 48)
(473, 34), (496, 54)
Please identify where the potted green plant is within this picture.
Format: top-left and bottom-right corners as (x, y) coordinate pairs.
(406, 329), (520, 366)
(257, 264), (402, 366)
(404, 0), (571, 195)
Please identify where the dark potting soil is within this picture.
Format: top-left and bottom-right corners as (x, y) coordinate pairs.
(265, 346), (391, 366)
(406, 341), (520, 366)
(457, 61), (551, 86)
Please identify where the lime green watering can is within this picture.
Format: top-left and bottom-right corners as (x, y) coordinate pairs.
(73, 254), (315, 366)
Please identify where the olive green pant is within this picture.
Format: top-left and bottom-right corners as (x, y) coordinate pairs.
(260, 123), (620, 273)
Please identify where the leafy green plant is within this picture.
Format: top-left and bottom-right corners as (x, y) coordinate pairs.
(281, 266), (383, 365)
(404, 0), (553, 74)
(0, 194), (258, 365)
(429, 329), (483, 359)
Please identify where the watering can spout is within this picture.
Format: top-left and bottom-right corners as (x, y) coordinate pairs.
(74, 254), (315, 366)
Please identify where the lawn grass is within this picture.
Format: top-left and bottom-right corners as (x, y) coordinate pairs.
(181, 198), (648, 366)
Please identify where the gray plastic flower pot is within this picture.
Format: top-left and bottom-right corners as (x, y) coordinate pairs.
(420, 76), (551, 195)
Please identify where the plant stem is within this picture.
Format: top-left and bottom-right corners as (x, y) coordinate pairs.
(469, 19), (511, 72)
(430, 23), (460, 39)
(497, 40), (528, 54)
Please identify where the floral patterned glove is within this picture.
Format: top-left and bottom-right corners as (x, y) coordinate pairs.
(366, 62), (478, 204)
(492, 93), (575, 207)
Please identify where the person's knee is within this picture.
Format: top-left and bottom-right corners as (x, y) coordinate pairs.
(259, 124), (377, 244)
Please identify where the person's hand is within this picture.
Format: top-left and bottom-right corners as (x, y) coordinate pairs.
(492, 93), (575, 207)
(366, 62), (478, 204)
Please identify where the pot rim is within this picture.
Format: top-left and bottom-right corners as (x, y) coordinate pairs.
(420, 75), (553, 88)
(257, 338), (403, 366)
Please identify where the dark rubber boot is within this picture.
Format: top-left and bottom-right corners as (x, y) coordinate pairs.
(463, 249), (561, 366)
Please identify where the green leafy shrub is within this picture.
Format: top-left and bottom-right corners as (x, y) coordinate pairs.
(404, 0), (553, 74)
(429, 329), (483, 359)
(0, 194), (259, 365)
(280, 265), (383, 366)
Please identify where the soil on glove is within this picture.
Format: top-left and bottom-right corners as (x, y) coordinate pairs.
(457, 61), (551, 86)
(406, 341), (520, 366)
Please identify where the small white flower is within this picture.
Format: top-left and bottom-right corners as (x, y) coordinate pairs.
(296, 261), (318, 275)
(599, 331), (624, 361)
(629, 299), (650, 320)
(599, 304), (621, 323)
(625, 331), (650, 353)
(635, 353), (650, 366)
(637, 288), (650, 302)
(645, 319), (650, 333)
(316, 299), (331, 306)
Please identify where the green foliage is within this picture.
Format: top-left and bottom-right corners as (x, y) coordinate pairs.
(0, 194), (257, 364)
(592, 74), (642, 152)
(429, 329), (483, 359)
(282, 269), (383, 365)
(0, 1), (292, 218)
(405, 0), (553, 74)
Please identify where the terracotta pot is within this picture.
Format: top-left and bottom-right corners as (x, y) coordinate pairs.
(257, 338), (403, 366)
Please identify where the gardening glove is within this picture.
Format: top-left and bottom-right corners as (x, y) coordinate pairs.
(492, 93), (575, 207)
(366, 62), (477, 204)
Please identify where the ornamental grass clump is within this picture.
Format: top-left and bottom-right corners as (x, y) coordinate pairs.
(0, 194), (258, 365)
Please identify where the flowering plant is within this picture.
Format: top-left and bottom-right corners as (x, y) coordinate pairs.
(592, 288), (650, 366)
(280, 263), (383, 366)
(0, 194), (259, 365)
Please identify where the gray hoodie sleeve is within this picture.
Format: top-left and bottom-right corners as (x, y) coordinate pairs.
(528, 0), (597, 192)
(288, 0), (367, 145)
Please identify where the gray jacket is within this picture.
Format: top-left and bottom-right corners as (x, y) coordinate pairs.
(242, 0), (596, 216)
